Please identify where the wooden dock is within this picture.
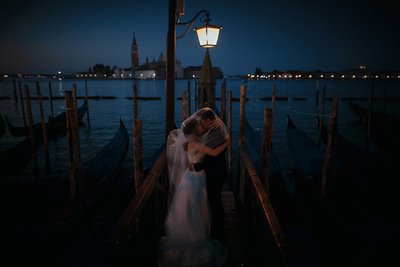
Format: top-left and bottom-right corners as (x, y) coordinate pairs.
(222, 190), (246, 266)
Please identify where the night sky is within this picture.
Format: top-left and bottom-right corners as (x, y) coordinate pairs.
(1, 0), (399, 75)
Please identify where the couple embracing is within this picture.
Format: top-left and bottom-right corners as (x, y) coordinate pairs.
(158, 107), (230, 267)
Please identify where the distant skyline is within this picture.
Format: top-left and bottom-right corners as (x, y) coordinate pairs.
(1, 0), (399, 75)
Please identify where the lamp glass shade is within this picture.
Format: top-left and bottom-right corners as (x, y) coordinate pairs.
(195, 24), (221, 48)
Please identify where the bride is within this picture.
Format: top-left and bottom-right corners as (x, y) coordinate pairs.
(158, 107), (230, 267)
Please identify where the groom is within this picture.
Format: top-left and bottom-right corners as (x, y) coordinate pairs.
(199, 109), (228, 242)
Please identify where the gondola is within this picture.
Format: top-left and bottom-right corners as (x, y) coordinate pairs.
(285, 114), (371, 265)
(244, 116), (356, 266)
(319, 115), (389, 171)
(287, 115), (325, 191)
(317, 117), (381, 175)
(0, 100), (88, 177)
(0, 114), (5, 138)
(1, 120), (130, 266)
(243, 117), (300, 240)
(65, 142), (167, 266)
(243, 118), (291, 194)
(317, 118), (385, 206)
(286, 114), (386, 214)
(79, 118), (130, 222)
(348, 101), (400, 158)
(4, 99), (88, 138)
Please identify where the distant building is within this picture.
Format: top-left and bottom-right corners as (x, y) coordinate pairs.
(131, 33), (183, 79)
(76, 33), (228, 79)
(75, 32), (183, 79)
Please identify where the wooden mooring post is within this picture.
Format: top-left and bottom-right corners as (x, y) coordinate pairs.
(321, 95), (338, 198)
(271, 84), (276, 134)
(19, 81), (27, 128)
(366, 81), (374, 139)
(85, 79), (91, 125)
(220, 78), (226, 122)
(48, 81), (54, 118)
(227, 90), (233, 180)
(65, 89), (84, 202)
(24, 85), (39, 177)
(182, 90), (187, 121)
(133, 119), (143, 193)
(72, 85), (84, 193)
(194, 79), (198, 111)
(133, 118), (143, 235)
(187, 80), (191, 116)
(239, 84), (246, 146)
(36, 81), (50, 171)
(133, 82), (138, 120)
(12, 78), (18, 105)
(317, 85), (326, 145)
(383, 80), (387, 113)
(261, 108), (273, 195)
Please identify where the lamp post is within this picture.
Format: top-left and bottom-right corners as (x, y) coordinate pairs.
(165, 0), (221, 139)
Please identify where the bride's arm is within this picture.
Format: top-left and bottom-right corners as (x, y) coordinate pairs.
(200, 136), (230, 157)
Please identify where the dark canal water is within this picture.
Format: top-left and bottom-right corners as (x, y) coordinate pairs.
(1, 78), (399, 177)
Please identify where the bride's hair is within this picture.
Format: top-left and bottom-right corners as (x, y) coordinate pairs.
(182, 118), (197, 136)
(199, 108), (215, 121)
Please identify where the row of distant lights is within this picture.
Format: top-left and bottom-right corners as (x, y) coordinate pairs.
(76, 73), (134, 78)
(75, 73), (158, 78)
(4, 73), (399, 80)
(248, 74), (400, 79)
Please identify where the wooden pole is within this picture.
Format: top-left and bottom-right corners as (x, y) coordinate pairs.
(194, 79), (198, 111)
(48, 81), (54, 118)
(133, 82), (138, 120)
(182, 90), (187, 121)
(220, 78), (226, 122)
(366, 81), (374, 138)
(187, 80), (191, 116)
(85, 79), (90, 125)
(12, 78), (18, 104)
(133, 119), (143, 193)
(239, 84), (246, 145)
(19, 81), (27, 128)
(227, 90), (232, 180)
(317, 85), (326, 145)
(261, 108), (273, 195)
(271, 84), (276, 135)
(65, 91), (77, 201)
(321, 95), (338, 198)
(316, 79), (320, 108)
(24, 85), (39, 177)
(36, 82), (50, 166)
(364, 81), (374, 150)
(383, 80), (387, 113)
(72, 85), (84, 196)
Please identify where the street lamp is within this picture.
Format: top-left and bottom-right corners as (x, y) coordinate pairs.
(176, 9), (221, 48)
(166, 0), (221, 139)
(194, 13), (221, 48)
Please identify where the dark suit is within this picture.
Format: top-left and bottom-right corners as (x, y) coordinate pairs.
(204, 139), (228, 240)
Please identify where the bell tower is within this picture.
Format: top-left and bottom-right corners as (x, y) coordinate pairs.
(131, 32), (139, 70)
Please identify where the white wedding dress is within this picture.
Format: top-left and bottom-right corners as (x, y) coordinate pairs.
(158, 136), (227, 267)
